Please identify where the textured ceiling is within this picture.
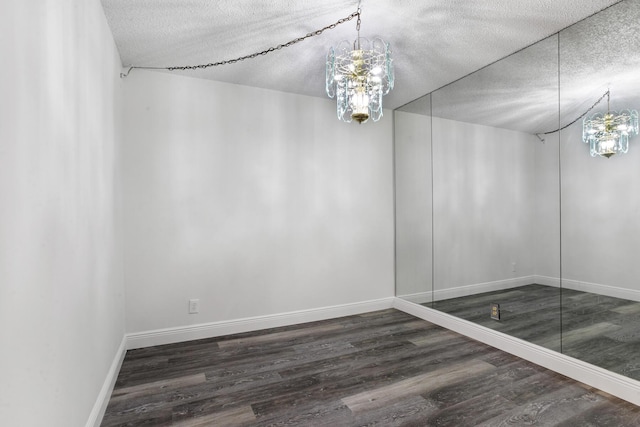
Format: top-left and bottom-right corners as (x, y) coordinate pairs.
(101, 0), (621, 110)
(399, 0), (640, 135)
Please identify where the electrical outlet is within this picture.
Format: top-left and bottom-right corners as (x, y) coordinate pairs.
(189, 299), (200, 314)
(511, 262), (517, 272)
(491, 303), (501, 320)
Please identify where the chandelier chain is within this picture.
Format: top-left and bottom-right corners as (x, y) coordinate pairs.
(538, 90), (610, 136)
(352, 0), (362, 50)
(121, 9), (360, 77)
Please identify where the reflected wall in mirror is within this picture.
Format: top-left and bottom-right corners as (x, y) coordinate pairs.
(559, 0), (640, 378)
(395, 95), (432, 301)
(394, 0), (640, 382)
(430, 33), (561, 351)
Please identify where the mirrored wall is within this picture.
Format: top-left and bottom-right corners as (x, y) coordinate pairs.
(395, 0), (640, 381)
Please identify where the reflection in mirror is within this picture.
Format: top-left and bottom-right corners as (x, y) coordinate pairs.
(559, 0), (640, 380)
(393, 0), (640, 385)
(394, 95), (432, 301)
(429, 33), (561, 352)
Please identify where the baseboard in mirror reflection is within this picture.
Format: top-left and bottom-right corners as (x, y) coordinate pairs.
(398, 275), (535, 304)
(398, 291), (432, 304)
(534, 275), (640, 302)
(399, 275), (640, 305)
(392, 297), (640, 406)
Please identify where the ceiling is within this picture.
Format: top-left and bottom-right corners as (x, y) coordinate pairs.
(101, 0), (620, 110)
(399, 0), (640, 135)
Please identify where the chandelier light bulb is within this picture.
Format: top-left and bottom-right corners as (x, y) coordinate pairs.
(351, 85), (371, 123)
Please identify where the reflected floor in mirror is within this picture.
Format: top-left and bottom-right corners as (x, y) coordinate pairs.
(430, 284), (640, 380)
(101, 309), (640, 426)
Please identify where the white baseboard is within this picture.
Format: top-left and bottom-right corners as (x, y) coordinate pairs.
(126, 297), (395, 350)
(392, 297), (640, 407)
(86, 335), (127, 427)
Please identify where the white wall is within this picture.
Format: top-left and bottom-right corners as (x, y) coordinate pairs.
(394, 113), (538, 298)
(530, 118), (640, 296)
(394, 110), (640, 299)
(122, 70), (395, 334)
(560, 121), (640, 293)
(0, 1), (125, 427)
(432, 118), (537, 292)
(533, 133), (561, 281)
(394, 110), (433, 298)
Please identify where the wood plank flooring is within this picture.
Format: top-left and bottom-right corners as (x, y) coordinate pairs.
(431, 284), (640, 380)
(101, 309), (640, 426)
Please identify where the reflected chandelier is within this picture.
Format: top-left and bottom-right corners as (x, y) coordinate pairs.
(583, 91), (638, 158)
(325, 3), (394, 123)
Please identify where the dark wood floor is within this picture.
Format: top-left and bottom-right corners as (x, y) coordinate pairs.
(102, 309), (640, 426)
(431, 284), (640, 380)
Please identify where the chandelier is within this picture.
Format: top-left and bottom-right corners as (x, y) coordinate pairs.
(583, 91), (638, 158)
(325, 4), (394, 123)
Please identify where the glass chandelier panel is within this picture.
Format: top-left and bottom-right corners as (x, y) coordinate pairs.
(583, 109), (639, 158)
(326, 36), (394, 124)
